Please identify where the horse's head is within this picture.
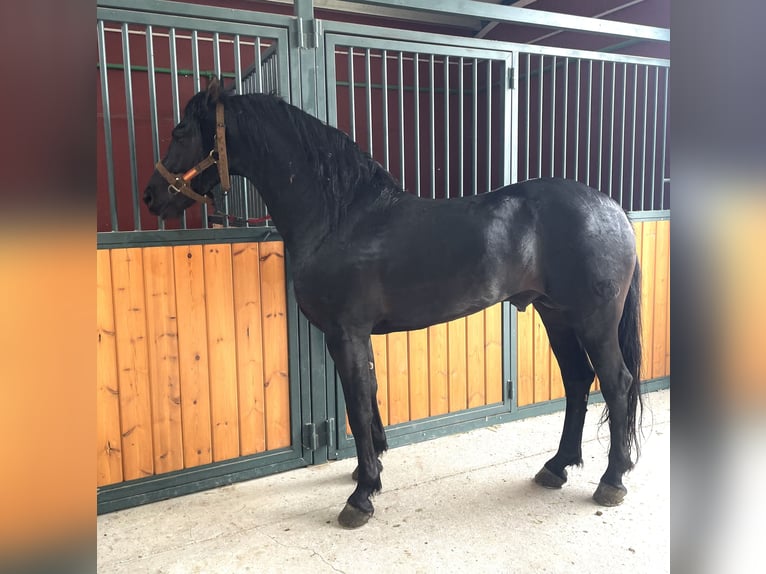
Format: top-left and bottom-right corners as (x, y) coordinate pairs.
(143, 77), (229, 219)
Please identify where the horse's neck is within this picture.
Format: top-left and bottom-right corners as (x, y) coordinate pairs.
(229, 130), (333, 260)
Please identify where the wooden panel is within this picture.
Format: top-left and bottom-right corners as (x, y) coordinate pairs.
(110, 248), (154, 480)
(549, 349), (565, 400)
(172, 245), (213, 467)
(466, 312), (486, 408)
(232, 242), (266, 456)
(447, 318), (467, 412)
(99, 241), (293, 486)
(484, 304), (503, 405)
(371, 334), (389, 426)
(639, 221), (657, 381)
(516, 307), (535, 407)
(532, 309), (551, 403)
(652, 221), (670, 378)
(665, 221), (670, 374)
(387, 331), (410, 424)
(408, 329), (430, 420)
(427, 323), (449, 416)
(142, 247), (184, 474)
(96, 250), (123, 486)
(259, 242), (291, 450)
(203, 244), (240, 461)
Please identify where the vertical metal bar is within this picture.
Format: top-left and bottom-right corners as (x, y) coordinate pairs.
(651, 66), (659, 209)
(365, 48), (373, 155)
(169, 29), (180, 127)
(586, 60), (592, 186)
(381, 49), (390, 170)
(430, 53), (436, 199)
(191, 30), (205, 225)
(145, 26), (160, 164)
(619, 63), (627, 207)
(168, 28), (188, 228)
(145, 25), (164, 230)
(97, 21), (118, 231)
(414, 53), (421, 196)
(122, 23), (141, 231)
(525, 53), (530, 181)
(562, 57), (569, 178)
(550, 55), (556, 177)
(486, 59), (492, 192)
(598, 61), (604, 191)
(213, 32), (221, 78)
(630, 63), (638, 210)
(640, 65), (649, 211)
(574, 59), (580, 181)
(608, 61), (616, 199)
(660, 68), (669, 210)
(234, 35), (243, 94)
(191, 31), (201, 92)
(444, 55), (450, 198)
(235, 35), (248, 224)
(459, 56), (464, 197)
(398, 51), (405, 190)
(472, 57), (478, 194)
(255, 37), (263, 92)
(538, 54), (544, 179)
(507, 53), (517, 185)
(348, 47), (356, 141)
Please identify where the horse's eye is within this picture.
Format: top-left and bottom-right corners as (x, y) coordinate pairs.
(172, 122), (189, 139)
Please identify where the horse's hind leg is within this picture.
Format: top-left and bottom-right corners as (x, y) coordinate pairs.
(352, 339), (387, 481)
(325, 331), (382, 528)
(579, 316), (635, 506)
(532, 306), (596, 489)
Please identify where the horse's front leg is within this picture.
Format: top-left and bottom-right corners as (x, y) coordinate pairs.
(326, 331), (381, 528)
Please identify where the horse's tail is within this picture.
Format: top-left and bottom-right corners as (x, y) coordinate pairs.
(617, 258), (644, 468)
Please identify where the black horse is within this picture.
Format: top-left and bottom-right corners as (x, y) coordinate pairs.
(144, 78), (643, 529)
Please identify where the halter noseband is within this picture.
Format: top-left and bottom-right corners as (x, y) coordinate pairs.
(155, 102), (231, 207)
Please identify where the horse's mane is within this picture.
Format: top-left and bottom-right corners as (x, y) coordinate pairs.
(219, 92), (405, 227)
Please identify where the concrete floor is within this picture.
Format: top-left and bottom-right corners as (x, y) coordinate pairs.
(98, 389), (669, 574)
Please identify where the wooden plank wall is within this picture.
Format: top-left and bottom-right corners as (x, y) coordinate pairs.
(96, 242), (290, 487)
(517, 219), (670, 406)
(370, 303), (504, 426)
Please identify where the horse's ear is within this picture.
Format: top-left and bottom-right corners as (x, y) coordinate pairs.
(205, 75), (223, 105)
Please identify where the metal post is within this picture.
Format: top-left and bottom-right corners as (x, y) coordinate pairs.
(486, 60), (492, 192)
(459, 56), (464, 197)
(550, 55), (556, 178)
(398, 51), (405, 189)
(122, 23), (141, 230)
(348, 47), (356, 140)
(382, 49), (390, 170)
(414, 53), (421, 196)
(365, 48), (373, 155)
(472, 58), (478, 194)
(97, 20), (118, 231)
(660, 68), (669, 210)
(429, 53), (436, 199)
(444, 56), (450, 197)
(574, 59), (580, 181)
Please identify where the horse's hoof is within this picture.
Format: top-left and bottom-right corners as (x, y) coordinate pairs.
(338, 503), (373, 529)
(351, 459), (383, 481)
(534, 466), (567, 489)
(592, 481), (627, 506)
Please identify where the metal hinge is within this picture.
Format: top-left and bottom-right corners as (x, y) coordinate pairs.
(302, 422), (318, 451)
(507, 381), (514, 400)
(294, 17), (319, 49)
(508, 67), (515, 90)
(302, 418), (335, 451)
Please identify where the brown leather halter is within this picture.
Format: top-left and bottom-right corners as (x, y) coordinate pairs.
(155, 102), (230, 207)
